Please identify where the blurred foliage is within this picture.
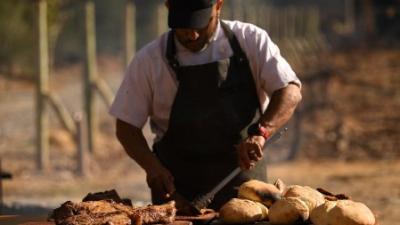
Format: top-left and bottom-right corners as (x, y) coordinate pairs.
(0, 1), (35, 78)
(0, 0), (75, 78)
(55, 0), (127, 65)
(0, 0), (163, 78)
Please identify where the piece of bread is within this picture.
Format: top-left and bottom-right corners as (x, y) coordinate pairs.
(268, 197), (309, 225)
(220, 198), (268, 224)
(238, 180), (282, 207)
(273, 179), (287, 194)
(284, 185), (325, 211)
(310, 200), (375, 225)
(310, 200), (337, 225)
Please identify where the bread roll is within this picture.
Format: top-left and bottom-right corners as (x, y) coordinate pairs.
(284, 185), (325, 211)
(268, 197), (309, 225)
(310, 200), (337, 225)
(238, 180), (282, 207)
(310, 200), (375, 225)
(220, 198), (268, 224)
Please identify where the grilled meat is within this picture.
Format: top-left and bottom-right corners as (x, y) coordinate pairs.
(83, 189), (133, 206)
(51, 200), (176, 225)
(56, 212), (134, 225)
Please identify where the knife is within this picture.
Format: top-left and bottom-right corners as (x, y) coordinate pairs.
(169, 191), (203, 215)
(191, 127), (288, 211)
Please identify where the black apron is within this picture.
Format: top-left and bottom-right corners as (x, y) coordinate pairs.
(152, 22), (267, 210)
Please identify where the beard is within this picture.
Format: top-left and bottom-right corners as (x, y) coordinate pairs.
(178, 34), (211, 52)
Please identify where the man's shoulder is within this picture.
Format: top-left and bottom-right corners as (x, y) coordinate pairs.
(221, 20), (270, 52)
(222, 20), (267, 36)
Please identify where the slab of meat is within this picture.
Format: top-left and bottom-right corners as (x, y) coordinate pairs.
(56, 212), (134, 225)
(50, 200), (176, 225)
(82, 189), (133, 206)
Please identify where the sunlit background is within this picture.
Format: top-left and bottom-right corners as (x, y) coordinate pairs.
(0, 0), (399, 224)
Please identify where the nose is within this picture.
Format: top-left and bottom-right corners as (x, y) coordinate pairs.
(186, 29), (200, 41)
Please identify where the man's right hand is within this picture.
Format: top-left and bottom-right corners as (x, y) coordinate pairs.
(116, 119), (176, 200)
(146, 164), (176, 200)
(237, 135), (265, 170)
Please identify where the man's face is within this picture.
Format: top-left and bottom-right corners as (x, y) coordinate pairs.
(173, 1), (222, 52)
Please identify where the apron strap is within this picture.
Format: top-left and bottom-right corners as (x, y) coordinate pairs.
(166, 31), (181, 79)
(220, 21), (263, 115)
(219, 21), (249, 65)
(165, 20), (249, 79)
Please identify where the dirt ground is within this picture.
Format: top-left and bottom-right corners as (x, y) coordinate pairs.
(0, 50), (399, 225)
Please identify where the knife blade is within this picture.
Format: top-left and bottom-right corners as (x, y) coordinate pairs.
(191, 127), (288, 211)
(168, 191), (202, 215)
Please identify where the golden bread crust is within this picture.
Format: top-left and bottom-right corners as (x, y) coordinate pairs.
(220, 198), (268, 224)
(268, 197), (309, 225)
(311, 200), (375, 225)
(284, 185), (325, 211)
(238, 180), (281, 207)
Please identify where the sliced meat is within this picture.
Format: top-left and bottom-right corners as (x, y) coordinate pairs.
(51, 200), (176, 225)
(131, 201), (176, 224)
(57, 212), (132, 225)
(83, 189), (132, 206)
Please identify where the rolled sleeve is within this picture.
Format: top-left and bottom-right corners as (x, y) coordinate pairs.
(256, 31), (301, 96)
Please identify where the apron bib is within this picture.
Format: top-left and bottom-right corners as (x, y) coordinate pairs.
(152, 21), (267, 210)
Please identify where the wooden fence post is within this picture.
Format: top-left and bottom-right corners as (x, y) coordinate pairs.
(84, 0), (98, 153)
(0, 159), (12, 214)
(75, 113), (89, 177)
(83, 0), (116, 154)
(34, 0), (78, 172)
(124, 0), (136, 67)
(35, 0), (50, 171)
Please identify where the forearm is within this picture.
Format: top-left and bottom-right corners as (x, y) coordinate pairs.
(259, 83), (302, 134)
(116, 119), (163, 173)
(116, 119), (175, 196)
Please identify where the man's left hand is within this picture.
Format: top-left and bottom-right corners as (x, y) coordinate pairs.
(237, 135), (266, 170)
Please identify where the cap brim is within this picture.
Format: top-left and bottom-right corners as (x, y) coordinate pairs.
(168, 7), (213, 29)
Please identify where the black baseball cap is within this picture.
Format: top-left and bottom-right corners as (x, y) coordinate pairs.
(168, 0), (217, 29)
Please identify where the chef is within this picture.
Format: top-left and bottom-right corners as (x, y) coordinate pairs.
(110, 0), (302, 210)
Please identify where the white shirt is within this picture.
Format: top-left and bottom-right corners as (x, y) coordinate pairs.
(110, 20), (301, 141)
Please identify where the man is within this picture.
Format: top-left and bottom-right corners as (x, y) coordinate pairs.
(110, 0), (302, 210)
